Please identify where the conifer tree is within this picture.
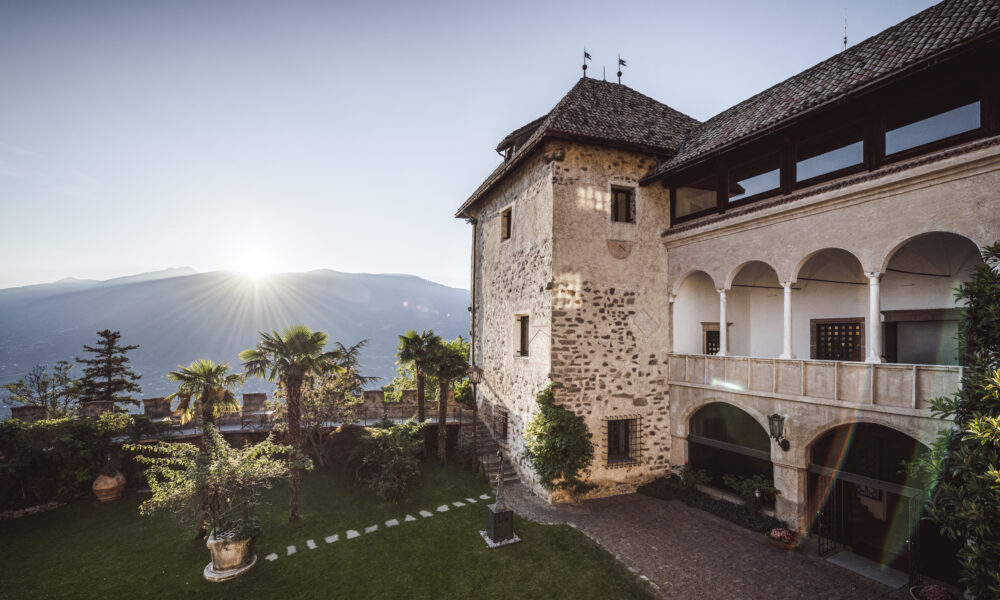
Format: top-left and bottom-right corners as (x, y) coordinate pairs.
(76, 329), (142, 407)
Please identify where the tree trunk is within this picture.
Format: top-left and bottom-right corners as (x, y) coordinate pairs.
(416, 370), (425, 422)
(438, 380), (448, 465)
(286, 376), (303, 523)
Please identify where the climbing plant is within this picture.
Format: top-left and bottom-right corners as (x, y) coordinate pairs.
(524, 383), (595, 498)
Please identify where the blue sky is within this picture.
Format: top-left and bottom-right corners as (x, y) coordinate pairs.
(0, 0), (937, 289)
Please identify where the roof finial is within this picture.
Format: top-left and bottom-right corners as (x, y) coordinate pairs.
(617, 54), (627, 84)
(582, 47), (591, 78)
(843, 10), (848, 51)
(603, 65), (606, 81)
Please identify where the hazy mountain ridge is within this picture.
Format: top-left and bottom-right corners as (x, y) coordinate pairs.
(0, 269), (469, 402)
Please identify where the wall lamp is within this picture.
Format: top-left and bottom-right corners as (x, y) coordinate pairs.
(768, 413), (790, 451)
(467, 365), (483, 385)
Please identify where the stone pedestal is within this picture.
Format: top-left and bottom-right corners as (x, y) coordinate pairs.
(486, 503), (514, 543)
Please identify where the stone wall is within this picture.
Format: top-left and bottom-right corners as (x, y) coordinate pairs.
(469, 148), (555, 491)
(548, 141), (673, 497)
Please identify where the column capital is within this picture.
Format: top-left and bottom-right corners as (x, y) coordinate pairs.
(865, 271), (883, 281)
(779, 280), (795, 290)
(716, 288), (728, 296)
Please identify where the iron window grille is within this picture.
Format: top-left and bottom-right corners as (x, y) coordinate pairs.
(516, 315), (529, 357)
(605, 416), (642, 467)
(495, 407), (509, 445)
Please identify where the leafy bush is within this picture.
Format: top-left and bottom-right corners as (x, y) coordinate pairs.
(722, 473), (779, 514)
(0, 415), (135, 511)
(638, 475), (786, 533)
(674, 463), (711, 491)
(347, 419), (425, 502)
(524, 383), (596, 497)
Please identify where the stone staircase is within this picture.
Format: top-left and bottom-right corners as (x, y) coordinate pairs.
(472, 419), (520, 485)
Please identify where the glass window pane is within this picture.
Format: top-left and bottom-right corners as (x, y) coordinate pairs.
(796, 140), (863, 182)
(729, 168), (779, 202)
(885, 102), (980, 155)
(675, 186), (715, 218)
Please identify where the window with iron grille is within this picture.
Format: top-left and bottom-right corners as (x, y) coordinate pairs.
(500, 207), (512, 241)
(496, 407), (509, 444)
(606, 417), (641, 466)
(705, 330), (720, 355)
(611, 188), (635, 223)
(516, 314), (529, 357)
(811, 318), (864, 361)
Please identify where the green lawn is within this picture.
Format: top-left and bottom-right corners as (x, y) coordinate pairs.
(0, 463), (657, 599)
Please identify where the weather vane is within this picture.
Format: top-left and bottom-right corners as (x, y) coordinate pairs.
(617, 54), (627, 84)
(582, 47), (591, 77)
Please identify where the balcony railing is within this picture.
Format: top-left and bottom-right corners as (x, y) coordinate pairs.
(668, 354), (961, 410)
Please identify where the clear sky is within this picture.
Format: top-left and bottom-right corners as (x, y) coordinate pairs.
(0, 0), (938, 290)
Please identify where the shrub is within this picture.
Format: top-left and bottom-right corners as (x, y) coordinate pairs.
(0, 415), (132, 511)
(722, 473), (779, 515)
(524, 383), (596, 498)
(349, 419), (426, 502)
(638, 475), (786, 533)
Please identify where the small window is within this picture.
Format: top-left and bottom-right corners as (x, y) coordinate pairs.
(885, 101), (981, 156)
(516, 314), (529, 357)
(674, 174), (717, 219)
(701, 322), (726, 355)
(796, 125), (864, 183)
(611, 188), (635, 223)
(607, 418), (640, 466)
(500, 207), (512, 241)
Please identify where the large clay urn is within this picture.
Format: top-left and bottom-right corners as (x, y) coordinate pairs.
(204, 533), (256, 581)
(92, 471), (126, 502)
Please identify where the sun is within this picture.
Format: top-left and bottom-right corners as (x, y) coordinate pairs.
(230, 254), (276, 281)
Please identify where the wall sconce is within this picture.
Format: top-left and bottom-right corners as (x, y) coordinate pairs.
(467, 365), (483, 385)
(768, 413), (790, 451)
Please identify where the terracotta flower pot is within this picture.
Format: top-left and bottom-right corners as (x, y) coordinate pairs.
(766, 534), (797, 550)
(204, 533), (256, 582)
(92, 471), (126, 502)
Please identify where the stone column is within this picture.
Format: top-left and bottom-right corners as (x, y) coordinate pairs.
(669, 434), (688, 467)
(717, 289), (728, 356)
(779, 282), (795, 359)
(865, 272), (882, 363)
(773, 462), (808, 533)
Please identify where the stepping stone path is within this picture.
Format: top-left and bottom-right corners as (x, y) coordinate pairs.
(263, 495), (484, 562)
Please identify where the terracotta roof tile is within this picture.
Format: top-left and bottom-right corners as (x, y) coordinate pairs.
(649, 0), (1000, 178)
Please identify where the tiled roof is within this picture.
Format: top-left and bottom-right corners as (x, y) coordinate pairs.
(456, 78), (700, 217)
(646, 0), (1000, 179)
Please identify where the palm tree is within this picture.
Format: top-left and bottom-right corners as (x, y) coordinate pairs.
(396, 330), (441, 422)
(165, 359), (242, 434)
(240, 324), (342, 523)
(428, 340), (469, 465)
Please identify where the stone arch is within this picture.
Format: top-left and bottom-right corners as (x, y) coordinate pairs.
(790, 246), (866, 282)
(877, 230), (982, 275)
(671, 268), (718, 297)
(673, 395), (772, 440)
(724, 259), (783, 290)
(793, 415), (942, 467)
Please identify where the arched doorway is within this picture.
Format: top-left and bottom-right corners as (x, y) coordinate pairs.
(673, 271), (720, 354)
(689, 402), (773, 501)
(808, 423), (930, 574)
(792, 248), (868, 361)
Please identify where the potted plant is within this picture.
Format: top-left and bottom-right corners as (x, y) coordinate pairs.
(909, 584), (959, 600)
(765, 527), (798, 550)
(128, 425), (310, 581)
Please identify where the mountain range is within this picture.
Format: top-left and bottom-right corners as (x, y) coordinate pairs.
(0, 268), (470, 406)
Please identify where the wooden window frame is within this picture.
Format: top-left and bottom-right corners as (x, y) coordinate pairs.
(500, 207), (512, 241)
(610, 187), (636, 223)
(515, 314), (529, 357)
(810, 318), (865, 362)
